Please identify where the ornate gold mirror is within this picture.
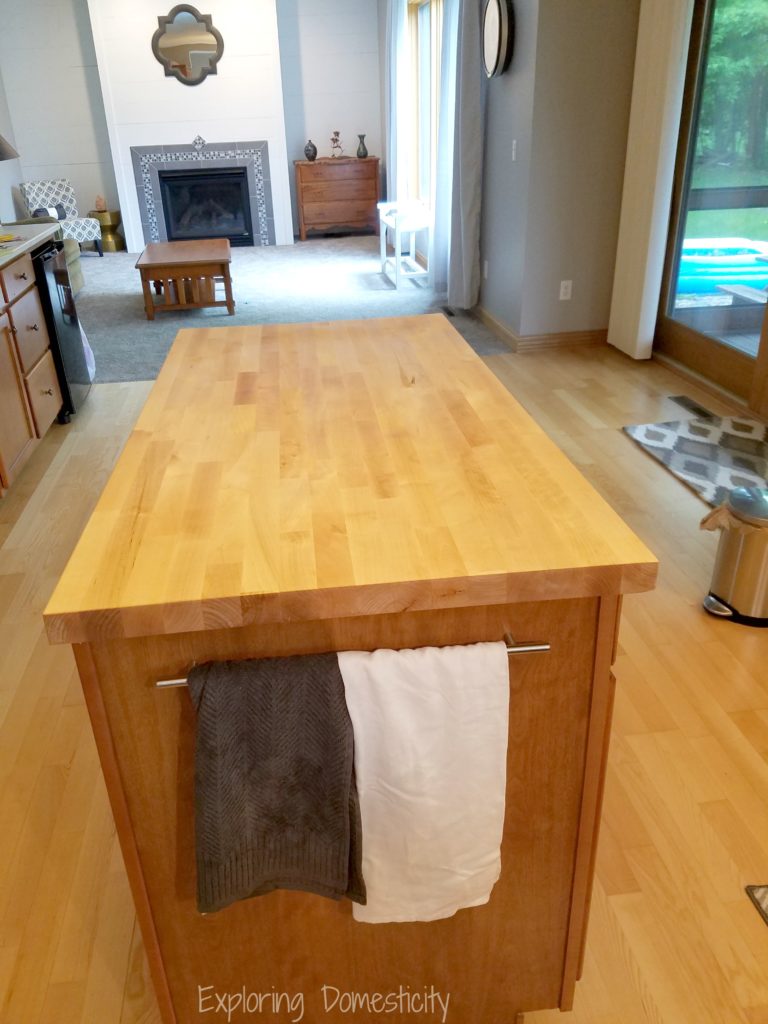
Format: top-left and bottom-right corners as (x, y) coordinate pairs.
(151, 4), (223, 86)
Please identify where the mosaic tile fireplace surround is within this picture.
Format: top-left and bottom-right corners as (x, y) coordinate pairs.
(131, 138), (276, 247)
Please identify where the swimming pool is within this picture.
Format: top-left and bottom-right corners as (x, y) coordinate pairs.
(676, 237), (768, 295)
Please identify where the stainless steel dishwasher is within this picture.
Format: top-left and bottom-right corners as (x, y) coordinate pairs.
(32, 240), (94, 420)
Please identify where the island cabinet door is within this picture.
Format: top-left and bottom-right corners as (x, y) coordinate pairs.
(73, 593), (621, 1024)
(0, 311), (36, 490)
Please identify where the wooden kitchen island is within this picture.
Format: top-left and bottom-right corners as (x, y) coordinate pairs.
(44, 315), (657, 1024)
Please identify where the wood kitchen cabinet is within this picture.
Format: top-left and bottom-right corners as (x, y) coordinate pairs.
(294, 157), (379, 240)
(0, 246), (62, 495)
(0, 310), (36, 491)
(45, 315), (657, 1024)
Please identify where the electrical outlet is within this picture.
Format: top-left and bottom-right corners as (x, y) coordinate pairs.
(483, 259), (489, 280)
(559, 279), (572, 301)
(511, 139), (517, 162)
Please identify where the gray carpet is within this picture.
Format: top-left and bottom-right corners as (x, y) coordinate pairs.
(75, 236), (510, 382)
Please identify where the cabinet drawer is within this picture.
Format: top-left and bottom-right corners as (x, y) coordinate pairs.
(303, 199), (377, 228)
(25, 349), (62, 437)
(1, 253), (35, 306)
(0, 313), (36, 485)
(302, 180), (377, 203)
(9, 286), (50, 372)
(298, 159), (377, 183)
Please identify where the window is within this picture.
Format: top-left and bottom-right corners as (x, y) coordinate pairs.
(408, 0), (443, 203)
(656, 0), (768, 409)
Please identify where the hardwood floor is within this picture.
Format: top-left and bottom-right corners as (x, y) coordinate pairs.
(1, 342), (766, 1023)
(0, 382), (157, 1024)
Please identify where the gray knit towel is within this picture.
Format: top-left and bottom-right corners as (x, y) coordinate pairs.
(187, 653), (366, 914)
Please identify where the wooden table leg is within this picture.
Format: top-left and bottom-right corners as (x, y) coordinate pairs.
(140, 274), (155, 320)
(222, 263), (235, 314)
(138, 253), (234, 316)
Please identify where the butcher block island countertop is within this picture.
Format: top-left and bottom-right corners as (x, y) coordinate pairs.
(44, 313), (656, 644)
(42, 314), (658, 1024)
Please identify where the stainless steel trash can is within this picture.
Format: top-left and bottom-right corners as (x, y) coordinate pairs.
(703, 487), (768, 626)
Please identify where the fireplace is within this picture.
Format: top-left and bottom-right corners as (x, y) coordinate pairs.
(131, 139), (276, 247)
(158, 168), (253, 246)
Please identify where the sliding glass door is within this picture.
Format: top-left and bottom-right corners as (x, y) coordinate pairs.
(656, 0), (768, 414)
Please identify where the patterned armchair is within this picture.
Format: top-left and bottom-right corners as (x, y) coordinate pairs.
(19, 178), (103, 255)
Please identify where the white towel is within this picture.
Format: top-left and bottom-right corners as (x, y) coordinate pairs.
(338, 641), (509, 924)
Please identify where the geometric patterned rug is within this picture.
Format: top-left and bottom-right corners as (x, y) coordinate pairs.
(746, 885), (768, 928)
(623, 415), (768, 507)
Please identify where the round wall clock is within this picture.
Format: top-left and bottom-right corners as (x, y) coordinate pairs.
(482, 0), (514, 78)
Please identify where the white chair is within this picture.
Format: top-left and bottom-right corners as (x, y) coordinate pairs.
(19, 178), (103, 255)
(378, 200), (431, 288)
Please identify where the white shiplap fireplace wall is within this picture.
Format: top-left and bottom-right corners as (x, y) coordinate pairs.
(86, 0), (293, 252)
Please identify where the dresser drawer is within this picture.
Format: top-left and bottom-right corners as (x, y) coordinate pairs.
(298, 159), (377, 183)
(25, 349), (62, 436)
(302, 199), (377, 227)
(1, 253), (35, 306)
(302, 180), (377, 203)
(9, 286), (50, 372)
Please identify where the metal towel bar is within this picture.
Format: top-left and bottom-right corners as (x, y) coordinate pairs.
(503, 632), (551, 655)
(155, 633), (551, 688)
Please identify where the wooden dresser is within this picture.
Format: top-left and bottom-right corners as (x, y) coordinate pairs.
(294, 157), (379, 240)
(45, 315), (657, 1024)
(0, 226), (62, 496)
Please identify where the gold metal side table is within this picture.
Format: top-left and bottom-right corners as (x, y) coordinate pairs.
(87, 209), (126, 252)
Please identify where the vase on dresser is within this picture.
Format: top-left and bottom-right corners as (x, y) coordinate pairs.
(356, 134), (368, 158)
(303, 140), (317, 161)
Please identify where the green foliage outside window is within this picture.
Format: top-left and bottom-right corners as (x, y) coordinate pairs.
(693, 0), (768, 186)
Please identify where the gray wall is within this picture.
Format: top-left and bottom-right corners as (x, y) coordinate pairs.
(278, 0), (383, 237)
(480, 0), (539, 336)
(0, 0), (117, 216)
(0, 73), (20, 223)
(480, 0), (640, 338)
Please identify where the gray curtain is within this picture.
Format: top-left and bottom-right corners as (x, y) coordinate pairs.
(432, 0), (486, 308)
(449, 0), (486, 309)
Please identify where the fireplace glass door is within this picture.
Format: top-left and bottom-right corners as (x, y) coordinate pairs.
(158, 168), (253, 246)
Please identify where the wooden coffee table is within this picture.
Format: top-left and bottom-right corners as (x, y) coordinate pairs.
(136, 239), (235, 320)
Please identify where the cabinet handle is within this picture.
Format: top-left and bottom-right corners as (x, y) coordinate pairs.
(16, 272), (27, 281)
(28, 323), (39, 331)
(42, 387), (54, 396)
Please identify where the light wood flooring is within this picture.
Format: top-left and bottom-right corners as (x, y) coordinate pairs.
(1, 341), (767, 1023)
